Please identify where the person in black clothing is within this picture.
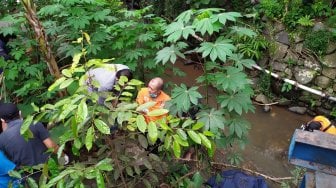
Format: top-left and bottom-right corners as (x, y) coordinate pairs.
(0, 103), (69, 166)
(0, 37), (10, 61)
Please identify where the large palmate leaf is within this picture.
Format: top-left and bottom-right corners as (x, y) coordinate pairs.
(66, 15), (90, 30)
(229, 54), (256, 70)
(212, 67), (250, 92)
(176, 10), (194, 23)
(92, 9), (111, 22)
(227, 118), (250, 138)
(138, 31), (157, 42)
(155, 45), (185, 64)
(230, 26), (256, 38)
(197, 39), (235, 62)
(164, 21), (195, 42)
(211, 12), (242, 25)
(170, 84), (202, 112)
(217, 91), (255, 115)
(193, 18), (214, 35)
(196, 108), (226, 133)
(38, 4), (65, 16)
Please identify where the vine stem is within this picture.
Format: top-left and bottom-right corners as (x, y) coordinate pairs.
(174, 158), (293, 184)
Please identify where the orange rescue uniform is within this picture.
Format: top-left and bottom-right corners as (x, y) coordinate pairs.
(312, 115), (336, 135)
(136, 88), (171, 123)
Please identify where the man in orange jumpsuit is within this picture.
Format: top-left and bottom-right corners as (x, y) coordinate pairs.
(136, 77), (171, 123)
(305, 115), (336, 135)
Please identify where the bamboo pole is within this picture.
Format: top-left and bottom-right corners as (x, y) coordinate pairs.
(21, 0), (61, 79)
(252, 64), (336, 102)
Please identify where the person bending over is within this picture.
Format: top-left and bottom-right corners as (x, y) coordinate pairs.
(303, 115), (336, 135)
(86, 64), (133, 104)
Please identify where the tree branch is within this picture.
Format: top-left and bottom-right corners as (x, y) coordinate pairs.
(174, 158), (293, 184)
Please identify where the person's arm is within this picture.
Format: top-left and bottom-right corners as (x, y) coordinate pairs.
(43, 137), (69, 164)
(32, 123), (69, 164)
(136, 88), (145, 105)
(42, 138), (59, 154)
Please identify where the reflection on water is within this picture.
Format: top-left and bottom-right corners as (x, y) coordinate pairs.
(166, 61), (312, 179)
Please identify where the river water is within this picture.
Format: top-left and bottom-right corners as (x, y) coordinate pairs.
(165, 61), (312, 186)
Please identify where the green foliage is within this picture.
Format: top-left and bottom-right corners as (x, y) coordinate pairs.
(304, 30), (333, 55)
(21, 35), (218, 187)
(283, 7), (305, 29)
(258, 0), (284, 19)
(311, 1), (332, 18)
(331, 107), (336, 118)
(235, 36), (269, 60)
(3, 2), (259, 186)
(297, 15), (314, 27)
(281, 82), (293, 93)
(258, 71), (273, 98)
(157, 8), (255, 174)
(280, 167), (306, 187)
(166, 84), (202, 116)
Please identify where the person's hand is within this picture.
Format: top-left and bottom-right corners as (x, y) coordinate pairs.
(142, 109), (149, 114)
(58, 154), (70, 165)
(64, 154), (70, 165)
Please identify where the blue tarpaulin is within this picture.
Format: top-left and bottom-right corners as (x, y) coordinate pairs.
(206, 170), (268, 188)
(0, 151), (16, 188)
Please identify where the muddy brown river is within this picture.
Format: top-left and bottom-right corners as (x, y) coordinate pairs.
(165, 61), (313, 186)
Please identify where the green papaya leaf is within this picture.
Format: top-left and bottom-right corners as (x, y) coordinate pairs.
(173, 135), (189, 147)
(76, 99), (88, 123)
(47, 169), (76, 187)
(138, 134), (148, 149)
(96, 158), (113, 171)
(203, 131), (215, 137)
(128, 79), (143, 86)
(159, 122), (172, 131)
(8, 170), (21, 178)
(48, 77), (66, 91)
(208, 141), (216, 157)
(147, 109), (169, 117)
(177, 129), (187, 140)
(27, 177), (38, 188)
(198, 133), (211, 148)
(59, 78), (74, 89)
(148, 122), (158, 143)
(20, 115), (33, 135)
(94, 119), (110, 134)
(136, 101), (156, 112)
(61, 69), (72, 78)
(192, 172), (204, 187)
(136, 115), (147, 133)
(164, 134), (172, 150)
(187, 130), (201, 144)
(173, 140), (181, 158)
(126, 167), (134, 177)
(57, 144), (65, 159)
(85, 126), (94, 151)
(181, 119), (194, 128)
(192, 122), (204, 130)
(96, 170), (105, 188)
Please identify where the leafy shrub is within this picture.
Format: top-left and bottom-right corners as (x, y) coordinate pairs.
(258, 0), (284, 19)
(327, 14), (336, 28)
(311, 1), (332, 18)
(297, 15), (314, 27)
(303, 30), (333, 55)
(235, 35), (269, 60)
(283, 7), (305, 29)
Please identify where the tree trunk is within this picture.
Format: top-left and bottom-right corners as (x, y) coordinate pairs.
(21, 0), (61, 79)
